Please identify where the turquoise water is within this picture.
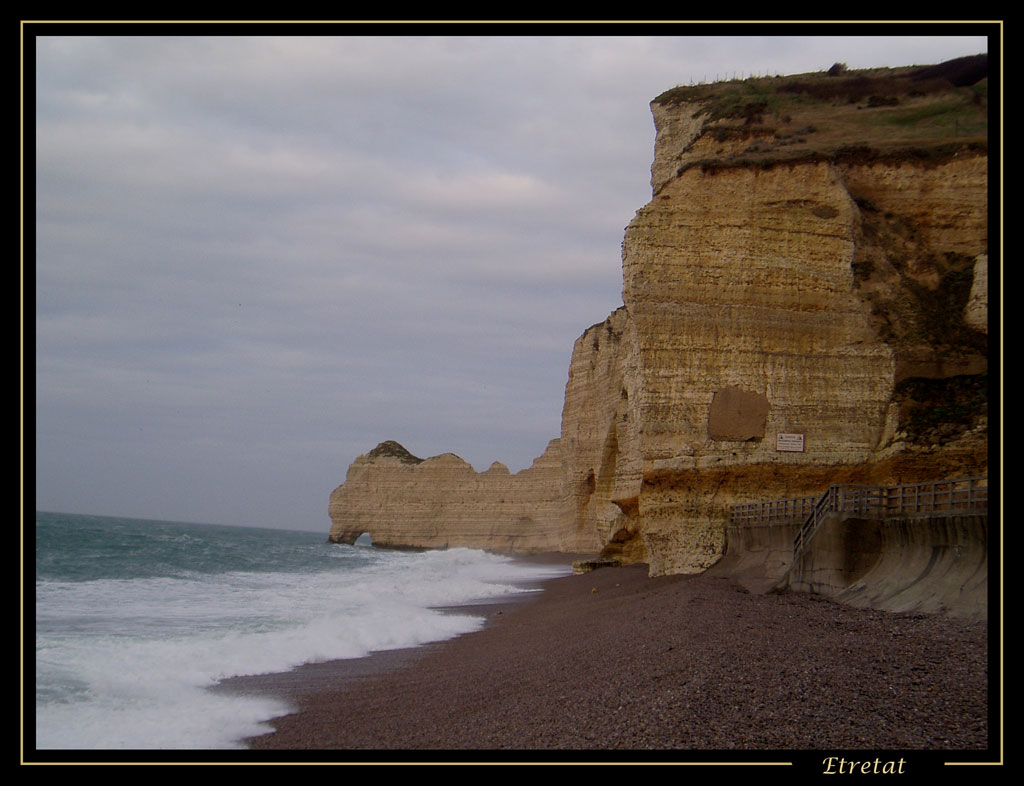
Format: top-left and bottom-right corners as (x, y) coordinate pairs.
(33, 511), (569, 750)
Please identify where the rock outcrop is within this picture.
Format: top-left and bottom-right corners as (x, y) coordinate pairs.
(329, 59), (991, 576)
(328, 438), (583, 553)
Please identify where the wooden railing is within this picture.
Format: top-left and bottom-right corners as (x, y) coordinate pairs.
(729, 476), (988, 564)
(729, 495), (819, 527)
(791, 476), (988, 563)
(836, 477), (989, 517)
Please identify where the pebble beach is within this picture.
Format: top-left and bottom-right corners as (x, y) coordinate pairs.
(216, 556), (993, 767)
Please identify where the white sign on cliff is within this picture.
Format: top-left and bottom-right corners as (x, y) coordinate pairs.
(776, 433), (805, 452)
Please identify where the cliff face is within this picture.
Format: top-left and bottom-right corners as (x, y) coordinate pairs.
(610, 161), (897, 574)
(328, 439), (582, 553)
(329, 60), (990, 575)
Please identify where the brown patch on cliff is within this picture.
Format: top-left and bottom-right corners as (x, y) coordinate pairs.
(707, 387), (770, 441)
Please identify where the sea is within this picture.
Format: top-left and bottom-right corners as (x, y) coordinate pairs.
(32, 511), (571, 751)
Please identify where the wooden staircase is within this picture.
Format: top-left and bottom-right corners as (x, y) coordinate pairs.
(730, 476), (989, 586)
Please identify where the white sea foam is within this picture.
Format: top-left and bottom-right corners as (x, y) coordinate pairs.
(35, 539), (570, 750)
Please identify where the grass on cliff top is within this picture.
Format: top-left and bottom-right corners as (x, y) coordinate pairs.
(654, 56), (988, 165)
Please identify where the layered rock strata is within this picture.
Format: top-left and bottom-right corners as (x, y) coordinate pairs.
(328, 439), (590, 554)
(329, 63), (990, 577)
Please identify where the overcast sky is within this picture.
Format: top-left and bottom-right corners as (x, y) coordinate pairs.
(31, 26), (992, 532)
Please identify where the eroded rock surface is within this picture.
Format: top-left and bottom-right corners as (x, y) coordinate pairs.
(329, 63), (990, 576)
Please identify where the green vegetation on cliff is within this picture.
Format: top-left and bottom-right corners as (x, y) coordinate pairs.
(655, 55), (988, 172)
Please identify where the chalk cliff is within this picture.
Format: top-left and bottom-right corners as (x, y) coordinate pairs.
(328, 439), (583, 553)
(329, 58), (991, 576)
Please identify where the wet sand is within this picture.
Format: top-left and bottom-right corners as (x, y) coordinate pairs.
(216, 556), (992, 766)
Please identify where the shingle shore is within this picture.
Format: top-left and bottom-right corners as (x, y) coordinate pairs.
(227, 560), (989, 757)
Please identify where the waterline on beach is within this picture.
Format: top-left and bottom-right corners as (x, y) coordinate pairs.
(34, 512), (571, 750)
